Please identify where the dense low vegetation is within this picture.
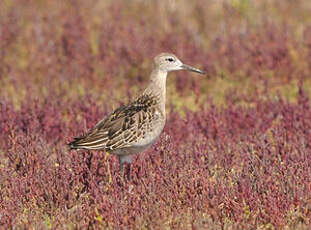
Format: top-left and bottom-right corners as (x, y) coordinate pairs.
(1, 0), (311, 228)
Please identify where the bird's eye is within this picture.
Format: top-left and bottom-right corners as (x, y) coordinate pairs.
(166, 58), (174, 62)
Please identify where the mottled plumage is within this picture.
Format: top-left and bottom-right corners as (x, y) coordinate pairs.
(69, 53), (205, 170)
(69, 93), (161, 151)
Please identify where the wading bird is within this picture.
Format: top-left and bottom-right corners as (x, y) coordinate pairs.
(69, 53), (205, 170)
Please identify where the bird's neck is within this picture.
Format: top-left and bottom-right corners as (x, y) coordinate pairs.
(144, 68), (168, 112)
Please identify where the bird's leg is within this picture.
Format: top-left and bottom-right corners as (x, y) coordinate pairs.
(119, 155), (132, 179)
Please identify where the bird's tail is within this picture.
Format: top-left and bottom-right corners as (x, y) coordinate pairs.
(68, 137), (85, 150)
(68, 136), (108, 150)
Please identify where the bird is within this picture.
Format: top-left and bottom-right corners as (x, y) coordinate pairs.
(68, 53), (206, 170)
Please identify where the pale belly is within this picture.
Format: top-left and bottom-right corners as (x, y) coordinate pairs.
(111, 120), (165, 157)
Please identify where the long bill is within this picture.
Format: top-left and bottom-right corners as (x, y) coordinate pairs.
(182, 64), (206, 74)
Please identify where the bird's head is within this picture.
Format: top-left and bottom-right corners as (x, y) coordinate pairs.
(153, 53), (206, 74)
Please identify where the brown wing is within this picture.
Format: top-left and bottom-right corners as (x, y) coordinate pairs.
(68, 94), (158, 150)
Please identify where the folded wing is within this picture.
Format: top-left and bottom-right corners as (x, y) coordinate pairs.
(68, 94), (158, 151)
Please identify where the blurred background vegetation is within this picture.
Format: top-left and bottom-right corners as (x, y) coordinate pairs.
(1, 1), (311, 228)
(1, 0), (311, 111)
